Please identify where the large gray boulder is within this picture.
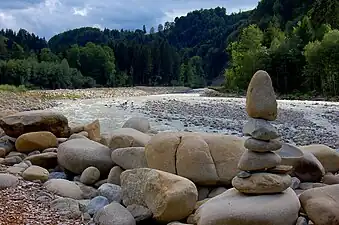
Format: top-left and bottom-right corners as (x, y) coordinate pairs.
(57, 139), (114, 175)
(194, 188), (300, 225)
(145, 132), (246, 186)
(111, 147), (148, 170)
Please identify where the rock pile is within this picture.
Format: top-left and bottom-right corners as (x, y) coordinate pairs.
(233, 70), (292, 194)
(194, 70), (300, 225)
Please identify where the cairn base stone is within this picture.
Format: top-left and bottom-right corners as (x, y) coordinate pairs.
(194, 188), (300, 225)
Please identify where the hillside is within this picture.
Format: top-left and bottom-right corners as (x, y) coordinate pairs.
(0, 0), (338, 96)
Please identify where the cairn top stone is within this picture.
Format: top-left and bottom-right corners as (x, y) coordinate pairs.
(246, 70), (277, 121)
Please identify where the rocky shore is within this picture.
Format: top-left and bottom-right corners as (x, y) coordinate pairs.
(0, 86), (192, 113)
(0, 71), (339, 225)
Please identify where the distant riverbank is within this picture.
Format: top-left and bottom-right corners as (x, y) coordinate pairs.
(0, 86), (192, 114)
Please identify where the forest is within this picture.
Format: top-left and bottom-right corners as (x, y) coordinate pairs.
(0, 0), (338, 96)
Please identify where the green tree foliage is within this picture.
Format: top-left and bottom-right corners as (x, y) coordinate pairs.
(304, 30), (339, 96)
(0, 0), (338, 97)
(225, 25), (269, 90)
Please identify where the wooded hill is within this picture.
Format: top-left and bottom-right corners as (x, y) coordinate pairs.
(0, 0), (338, 96)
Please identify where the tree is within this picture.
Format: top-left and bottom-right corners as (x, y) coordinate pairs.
(225, 25), (268, 90)
(304, 29), (339, 96)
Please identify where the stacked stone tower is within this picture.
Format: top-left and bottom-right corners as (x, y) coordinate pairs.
(232, 70), (292, 194)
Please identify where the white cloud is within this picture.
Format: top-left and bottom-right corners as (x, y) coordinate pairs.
(73, 5), (92, 16)
(0, 0), (259, 39)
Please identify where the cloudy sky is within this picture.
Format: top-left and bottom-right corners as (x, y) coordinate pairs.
(0, 0), (259, 40)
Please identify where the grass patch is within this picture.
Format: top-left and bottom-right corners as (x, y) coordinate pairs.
(0, 84), (27, 92)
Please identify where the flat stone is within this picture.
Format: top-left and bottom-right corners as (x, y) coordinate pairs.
(246, 70), (277, 121)
(44, 179), (83, 199)
(0, 110), (70, 138)
(266, 165), (293, 174)
(243, 118), (280, 141)
(244, 138), (282, 152)
(238, 150), (281, 171)
(194, 188), (300, 225)
(232, 173), (292, 194)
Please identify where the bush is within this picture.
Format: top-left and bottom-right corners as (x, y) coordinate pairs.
(0, 84), (27, 92)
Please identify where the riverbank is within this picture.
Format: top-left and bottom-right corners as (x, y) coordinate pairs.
(1, 86), (339, 149)
(0, 86), (192, 113)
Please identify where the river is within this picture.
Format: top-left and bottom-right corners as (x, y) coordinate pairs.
(50, 92), (339, 149)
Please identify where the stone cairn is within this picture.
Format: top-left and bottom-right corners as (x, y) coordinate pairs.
(232, 70), (293, 194)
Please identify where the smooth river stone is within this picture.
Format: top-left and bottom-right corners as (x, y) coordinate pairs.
(244, 138), (282, 152)
(238, 150), (281, 171)
(246, 70), (277, 121)
(243, 118), (280, 141)
(194, 188), (300, 225)
(232, 173), (292, 194)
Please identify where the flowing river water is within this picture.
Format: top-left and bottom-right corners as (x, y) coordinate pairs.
(50, 92), (339, 149)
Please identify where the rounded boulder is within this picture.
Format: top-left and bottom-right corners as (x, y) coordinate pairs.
(57, 139), (114, 175)
(15, 132), (57, 153)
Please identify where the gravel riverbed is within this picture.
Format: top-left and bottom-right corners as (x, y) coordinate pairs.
(51, 92), (339, 149)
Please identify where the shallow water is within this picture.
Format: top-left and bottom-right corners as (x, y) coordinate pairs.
(50, 93), (339, 148)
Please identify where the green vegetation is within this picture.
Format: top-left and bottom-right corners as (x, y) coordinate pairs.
(0, 84), (27, 92)
(0, 0), (338, 97)
(225, 0), (339, 97)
